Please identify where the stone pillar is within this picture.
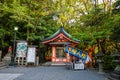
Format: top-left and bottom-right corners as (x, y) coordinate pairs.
(52, 46), (56, 62)
(36, 56), (39, 66)
(98, 62), (103, 74)
(97, 52), (104, 74)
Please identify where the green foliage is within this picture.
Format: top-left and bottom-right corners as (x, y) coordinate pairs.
(112, 0), (120, 14)
(111, 24), (120, 42)
(108, 0), (120, 52)
(0, 29), (5, 38)
(0, 0), (118, 57)
(110, 0), (120, 43)
(103, 54), (116, 70)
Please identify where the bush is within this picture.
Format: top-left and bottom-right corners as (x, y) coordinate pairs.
(103, 54), (116, 70)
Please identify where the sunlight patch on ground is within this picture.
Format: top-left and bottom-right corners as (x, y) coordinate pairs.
(0, 73), (22, 80)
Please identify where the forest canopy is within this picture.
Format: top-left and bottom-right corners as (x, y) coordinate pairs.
(0, 0), (120, 54)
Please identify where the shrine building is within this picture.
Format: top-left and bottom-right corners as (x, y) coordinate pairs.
(42, 27), (80, 62)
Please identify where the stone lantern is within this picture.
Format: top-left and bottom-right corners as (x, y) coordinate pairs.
(96, 52), (104, 74)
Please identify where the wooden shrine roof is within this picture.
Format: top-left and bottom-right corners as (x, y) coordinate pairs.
(42, 27), (80, 45)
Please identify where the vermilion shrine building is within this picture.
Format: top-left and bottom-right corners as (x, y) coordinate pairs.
(42, 27), (80, 62)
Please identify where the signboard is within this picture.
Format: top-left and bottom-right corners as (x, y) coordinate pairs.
(65, 45), (91, 63)
(16, 41), (27, 57)
(27, 47), (36, 63)
(74, 63), (84, 70)
(65, 45), (87, 60)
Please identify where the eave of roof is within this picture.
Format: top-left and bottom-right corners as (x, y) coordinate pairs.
(49, 42), (72, 45)
(42, 26), (80, 43)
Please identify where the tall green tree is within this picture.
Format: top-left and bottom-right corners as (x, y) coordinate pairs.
(110, 0), (120, 52)
(0, 0), (117, 54)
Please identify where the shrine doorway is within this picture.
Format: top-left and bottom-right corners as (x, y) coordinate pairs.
(56, 47), (66, 61)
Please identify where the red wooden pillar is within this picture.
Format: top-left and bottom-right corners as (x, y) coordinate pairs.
(66, 53), (70, 62)
(52, 46), (56, 62)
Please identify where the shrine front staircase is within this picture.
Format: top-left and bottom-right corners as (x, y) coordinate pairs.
(0, 53), (11, 69)
(106, 66), (120, 80)
(0, 62), (8, 70)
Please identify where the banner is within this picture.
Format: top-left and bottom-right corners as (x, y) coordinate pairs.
(65, 45), (90, 62)
(16, 42), (27, 57)
(27, 47), (36, 63)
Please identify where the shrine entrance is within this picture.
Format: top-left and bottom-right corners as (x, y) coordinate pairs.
(56, 47), (66, 61)
(42, 27), (80, 62)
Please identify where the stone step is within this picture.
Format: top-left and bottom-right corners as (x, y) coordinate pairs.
(113, 71), (120, 75)
(42, 62), (67, 66)
(0, 62), (8, 70)
(106, 65), (120, 80)
(107, 76), (119, 80)
(51, 62), (66, 66)
(2, 53), (11, 65)
(110, 71), (120, 80)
